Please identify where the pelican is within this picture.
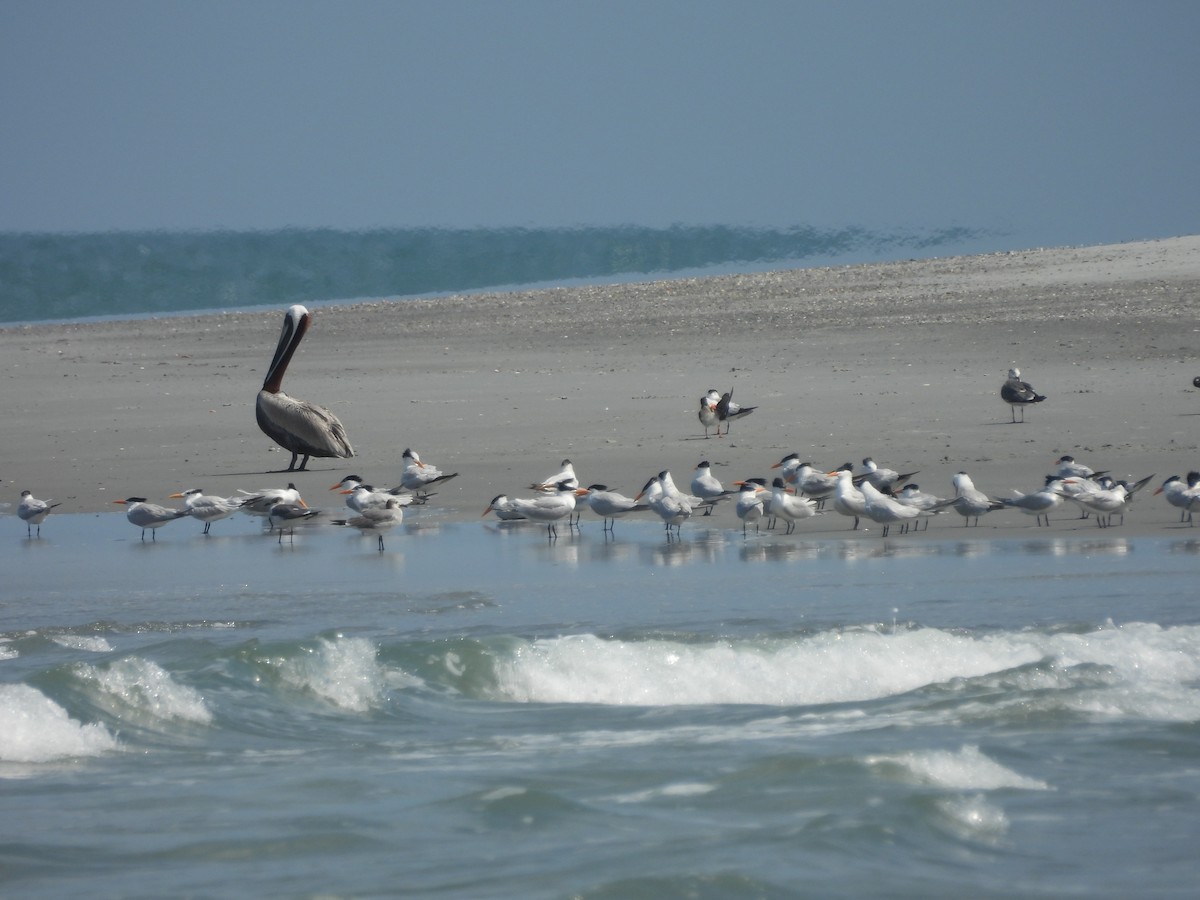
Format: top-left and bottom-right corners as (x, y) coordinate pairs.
(256, 305), (354, 471)
(18, 490), (61, 537)
(169, 488), (244, 534)
(333, 498), (404, 551)
(1001, 367), (1046, 422)
(113, 497), (189, 541)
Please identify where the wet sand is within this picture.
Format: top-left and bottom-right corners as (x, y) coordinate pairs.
(2, 235), (1198, 536)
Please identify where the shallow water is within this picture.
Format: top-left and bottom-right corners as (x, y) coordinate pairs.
(3, 512), (1199, 898)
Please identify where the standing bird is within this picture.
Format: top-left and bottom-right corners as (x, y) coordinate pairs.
(238, 483), (307, 520)
(1000, 367), (1047, 423)
(858, 457), (917, 491)
(256, 305), (355, 471)
(576, 484), (647, 532)
(113, 497), (190, 541)
(711, 388), (756, 436)
(734, 480), (766, 535)
(859, 482), (922, 537)
(268, 503), (321, 544)
(503, 481), (584, 540)
(332, 498), (404, 551)
(18, 490), (61, 537)
(893, 484), (953, 531)
(636, 472), (693, 538)
(951, 472), (1006, 526)
(18, 489), (60, 540)
(698, 393), (720, 438)
(828, 467), (868, 530)
(690, 461), (734, 514)
(169, 488), (245, 534)
(766, 477), (819, 534)
(400, 448), (459, 495)
(1154, 473), (1200, 524)
(531, 459), (578, 492)
(1000, 476), (1067, 527)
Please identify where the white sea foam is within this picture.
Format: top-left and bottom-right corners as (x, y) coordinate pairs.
(79, 658), (212, 725)
(865, 744), (1049, 791)
(51, 634), (113, 653)
(0, 684), (119, 763)
(612, 782), (717, 804)
(487, 624), (1200, 714)
(280, 636), (384, 712)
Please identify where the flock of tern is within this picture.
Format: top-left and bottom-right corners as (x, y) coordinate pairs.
(10, 306), (1197, 547)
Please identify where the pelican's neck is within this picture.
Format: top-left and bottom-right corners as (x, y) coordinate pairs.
(262, 311), (309, 393)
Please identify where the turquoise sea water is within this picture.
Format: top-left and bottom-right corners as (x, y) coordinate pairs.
(0, 224), (1001, 324)
(3, 508), (1199, 898)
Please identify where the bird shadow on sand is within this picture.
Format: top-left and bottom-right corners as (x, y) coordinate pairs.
(206, 465), (347, 478)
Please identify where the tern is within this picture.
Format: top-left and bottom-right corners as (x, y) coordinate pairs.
(690, 461), (734, 514)
(18, 490), (60, 537)
(859, 457), (917, 491)
(950, 472), (1005, 526)
(113, 497), (189, 541)
(1001, 367), (1047, 422)
(893, 484), (954, 531)
(268, 503), (321, 543)
(1154, 472), (1200, 524)
(734, 480), (766, 535)
(859, 481), (922, 537)
(766, 477), (819, 534)
(1000, 476), (1067, 526)
(168, 489), (245, 534)
(503, 481), (585, 540)
(333, 498), (404, 551)
(531, 459), (578, 491)
(698, 393), (720, 438)
(256, 304), (354, 471)
(331, 479), (421, 513)
(710, 388), (756, 435)
(1054, 455), (1103, 480)
(828, 467), (868, 530)
(636, 472), (693, 538)
(1062, 478), (1131, 527)
(482, 494), (527, 522)
(576, 484), (648, 531)
(238, 483), (306, 520)
(400, 448), (459, 495)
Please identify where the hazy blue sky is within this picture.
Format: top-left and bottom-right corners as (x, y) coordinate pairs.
(3, 1), (1197, 247)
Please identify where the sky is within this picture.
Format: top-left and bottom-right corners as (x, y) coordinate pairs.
(2, 0), (1198, 248)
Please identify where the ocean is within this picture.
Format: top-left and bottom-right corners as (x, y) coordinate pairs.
(0, 224), (1004, 325)
(3, 509), (1199, 898)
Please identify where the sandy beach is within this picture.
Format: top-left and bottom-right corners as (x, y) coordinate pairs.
(3, 236), (1198, 535)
